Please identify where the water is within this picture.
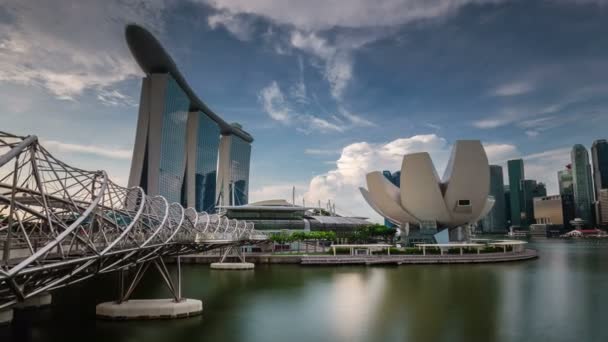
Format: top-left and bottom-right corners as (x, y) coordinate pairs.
(4, 239), (608, 342)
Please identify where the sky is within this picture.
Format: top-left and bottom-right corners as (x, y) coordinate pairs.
(1, 0), (608, 222)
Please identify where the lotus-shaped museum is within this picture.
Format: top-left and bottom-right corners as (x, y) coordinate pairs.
(359, 140), (495, 241)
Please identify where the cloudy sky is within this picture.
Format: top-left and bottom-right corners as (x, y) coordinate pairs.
(2, 0), (608, 221)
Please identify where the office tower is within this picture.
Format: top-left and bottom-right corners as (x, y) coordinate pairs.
(507, 159), (525, 227)
(481, 165), (507, 233)
(591, 139), (608, 198)
(521, 180), (546, 226)
(558, 165), (574, 196)
(534, 194), (575, 229)
(571, 144), (594, 224)
(598, 189), (608, 227)
(504, 186), (511, 226)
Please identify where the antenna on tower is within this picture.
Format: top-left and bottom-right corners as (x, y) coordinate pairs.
(292, 186), (295, 205)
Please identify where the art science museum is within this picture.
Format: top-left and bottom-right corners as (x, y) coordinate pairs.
(125, 25), (252, 213)
(360, 140), (495, 244)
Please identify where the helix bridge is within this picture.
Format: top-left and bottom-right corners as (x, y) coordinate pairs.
(0, 132), (266, 310)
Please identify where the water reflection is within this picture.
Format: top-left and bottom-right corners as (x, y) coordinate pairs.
(3, 240), (608, 342)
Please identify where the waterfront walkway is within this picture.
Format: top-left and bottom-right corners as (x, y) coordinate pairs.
(178, 249), (538, 266)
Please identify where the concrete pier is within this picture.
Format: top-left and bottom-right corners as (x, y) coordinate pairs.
(0, 309), (12, 326)
(96, 299), (202, 320)
(15, 293), (52, 309)
(210, 262), (255, 270)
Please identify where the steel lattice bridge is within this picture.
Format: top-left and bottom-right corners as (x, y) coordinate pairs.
(0, 132), (266, 310)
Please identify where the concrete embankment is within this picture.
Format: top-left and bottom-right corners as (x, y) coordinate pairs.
(175, 249), (538, 266)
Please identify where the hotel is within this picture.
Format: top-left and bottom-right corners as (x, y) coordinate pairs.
(125, 25), (253, 212)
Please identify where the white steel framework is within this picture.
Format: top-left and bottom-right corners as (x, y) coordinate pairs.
(0, 132), (265, 309)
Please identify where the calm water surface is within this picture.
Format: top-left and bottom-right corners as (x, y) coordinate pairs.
(4, 239), (608, 342)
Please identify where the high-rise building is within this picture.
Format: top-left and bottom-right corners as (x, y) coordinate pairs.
(591, 139), (608, 198)
(534, 194), (575, 229)
(521, 180), (547, 226)
(558, 165), (574, 196)
(504, 186), (511, 226)
(597, 189), (608, 227)
(217, 131), (252, 206)
(125, 25), (253, 212)
(507, 159), (525, 227)
(481, 165), (507, 233)
(571, 144), (594, 224)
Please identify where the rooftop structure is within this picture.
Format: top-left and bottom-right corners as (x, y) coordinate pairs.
(221, 200), (371, 234)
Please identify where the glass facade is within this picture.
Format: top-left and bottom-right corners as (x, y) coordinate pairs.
(571, 144), (594, 224)
(194, 112), (220, 212)
(507, 159), (525, 227)
(158, 76), (189, 204)
(592, 139), (608, 198)
(228, 135), (251, 206)
(481, 165), (507, 233)
(521, 179), (547, 226)
(558, 167), (574, 196)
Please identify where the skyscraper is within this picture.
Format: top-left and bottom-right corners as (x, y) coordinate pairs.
(591, 139), (608, 198)
(216, 131), (253, 207)
(481, 165), (507, 233)
(521, 180), (547, 226)
(126, 25), (253, 212)
(558, 165), (574, 196)
(507, 159), (525, 227)
(571, 144), (594, 224)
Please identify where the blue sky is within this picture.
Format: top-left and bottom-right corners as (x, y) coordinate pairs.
(1, 0), (608, 220)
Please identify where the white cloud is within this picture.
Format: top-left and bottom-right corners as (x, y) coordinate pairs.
(339, 108), (375, 127)
(259, 81), (291, 122)
(208, 12), (255, 41)
(202, 0), (504, 32)
(492, 81), (534, 96)
(302, 134), (449, 221)
(249, 183), (308, 203)
(304, 134), (528, 221)
(484, 143), (519, 163)
(203, 0), (495, 100)
(43, 139), (132, 160)
(521, 147), (571, 195)
(304, 148), (341, 155)
(0, 0), (167, 102)
(258, 81), (346, 133)
(97, 89), (137, 107)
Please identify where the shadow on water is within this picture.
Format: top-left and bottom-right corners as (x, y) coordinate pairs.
(4, 240), (608, 342)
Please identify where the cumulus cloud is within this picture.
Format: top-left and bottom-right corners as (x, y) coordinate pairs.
(300, 133), (566, 222)
(0, 0), (167, 102)
(302, 134), (449, 221)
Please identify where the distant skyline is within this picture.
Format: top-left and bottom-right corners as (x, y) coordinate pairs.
(2, 0), (608, 221)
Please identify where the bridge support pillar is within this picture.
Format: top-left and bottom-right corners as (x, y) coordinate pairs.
(96, 298), (202, 320)
(0, 309), (12, 326)
(210, 246), (254, 270)
(15, 293), (52, 309)
(96, 257), (202, 320)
